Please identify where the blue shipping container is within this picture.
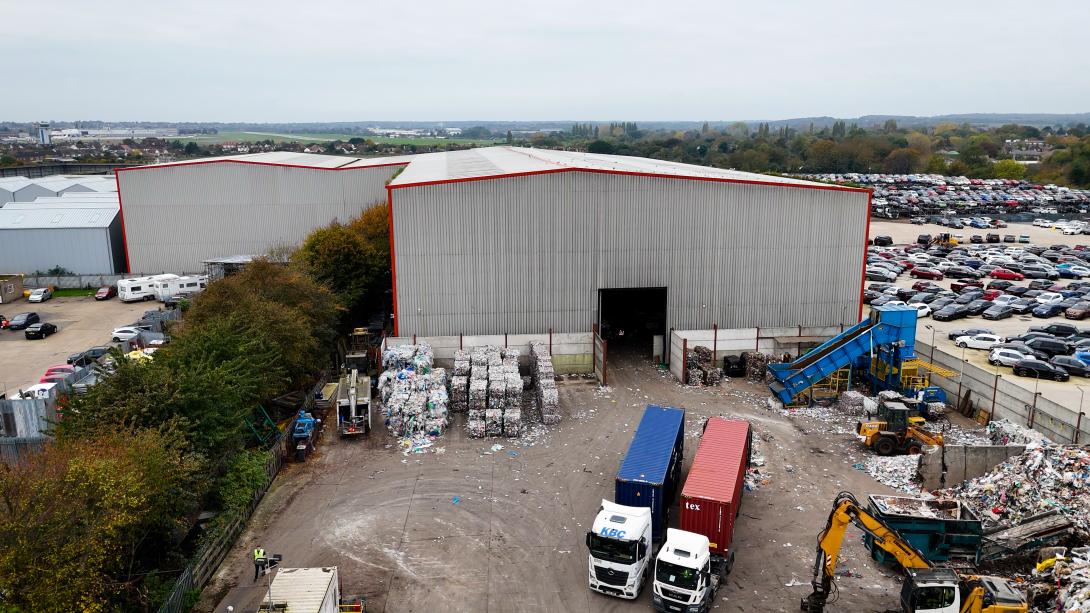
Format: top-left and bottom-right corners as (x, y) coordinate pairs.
(615, 405), (685, 543)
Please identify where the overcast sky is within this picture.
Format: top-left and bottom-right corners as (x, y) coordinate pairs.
(4, 0), (1088, 122)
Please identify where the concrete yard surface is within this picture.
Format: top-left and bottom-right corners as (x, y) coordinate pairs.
(0, 296), (148, 395)
(198, 355), (922, 613)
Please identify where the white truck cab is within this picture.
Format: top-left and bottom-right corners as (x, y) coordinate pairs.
(585, 500), (652, 599)
(652, 529), (719, 613)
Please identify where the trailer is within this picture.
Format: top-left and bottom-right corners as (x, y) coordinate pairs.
(678, 417), (752, 575)
(152, 274), (207, 301)
(262, 566), (340, 613)
(117, 274), (178, 302)
(614, 404), (685, 544)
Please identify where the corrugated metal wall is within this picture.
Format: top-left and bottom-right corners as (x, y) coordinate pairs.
(0, 227), (118, 274)
(392, 172), (867, 335)
(118, 163), (400, 272)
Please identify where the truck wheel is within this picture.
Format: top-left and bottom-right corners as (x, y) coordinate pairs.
(907, 443), (922, 455)
(874, 437), (896, 456)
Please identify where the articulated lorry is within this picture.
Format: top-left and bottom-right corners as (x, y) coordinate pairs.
(653, 418), (752, 613)
(586, 405), (685, 599)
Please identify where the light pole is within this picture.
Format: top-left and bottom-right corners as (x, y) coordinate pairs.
(1077, 386), (1088, 444)
(956, 344), (967, 405)
(925, 324), (936, 363)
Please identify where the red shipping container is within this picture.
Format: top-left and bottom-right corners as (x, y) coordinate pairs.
(679, 418), (751, 557)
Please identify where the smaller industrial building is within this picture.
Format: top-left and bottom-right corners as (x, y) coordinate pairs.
(0, 192), (124, 274)
(0, 175), (115, 204)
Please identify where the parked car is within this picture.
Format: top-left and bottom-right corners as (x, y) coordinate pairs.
(24, 322), (58, 340)
(982, 304), (1015, 320)
(111, 327), (143, 343)
(43, 364), (75, 377)
(989, 348), (1029, 366)
(1024, 336), (1073, 358)
(68, 345), (111, 366)
(1030, 323), (1080, 337)
(986, 233), (1001, 243)
(987, 280), (1014, 291)
(910, 267), (943, 280)
(1033, 303), (1067, 318)
(27, 287), (53, 303)
(1018, 235), (1031, 243)
(1067, 302), (1090, 320)
(1036, 292), (1065, 305)
(909, 303), (932, 318)
(1012, 359), (1070, 381)
(933, 304), (969, 321)
(95, 285), (117, 300)
(946, 266), (983, 279)
(872, 235), (894, 246)
(38, 372), (67, 384)
(917, 234), (932, 244)
(6, 312), (40, 330)
(1003, 235), (1017, 243)
(866, 267), (897, 282)
(1010, 298), (1037, 314)
(951, 280), (984, 293)
(1051, 355), (1090, 377)
(956, 291), (984, 304)
(964, 299), (992, 316)
(949, 327), (994, 341)
(990, 268), (1025, 281)
(955, 333), (1002, 349)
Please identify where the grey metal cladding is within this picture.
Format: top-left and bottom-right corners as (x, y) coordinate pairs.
(392, 172), (867, 336)
(0, 228), (117, 274)
(118, 163), (399, 273)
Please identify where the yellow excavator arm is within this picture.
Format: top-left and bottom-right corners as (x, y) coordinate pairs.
(802, 492), (931, 612)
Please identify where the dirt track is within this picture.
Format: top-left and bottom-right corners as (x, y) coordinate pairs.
(198, 353), (924, 613)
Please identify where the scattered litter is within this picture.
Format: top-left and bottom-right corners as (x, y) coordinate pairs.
(508, 450), (520, 458)
(397, 433), (439, 456)
(859, 455), (922, 494)
(490, 443), (504, 453)
(451, 496), (460, 504)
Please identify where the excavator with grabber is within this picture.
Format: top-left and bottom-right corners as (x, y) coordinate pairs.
(801, 492), (1026, 613)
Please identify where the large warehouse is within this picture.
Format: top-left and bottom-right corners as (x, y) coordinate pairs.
(387, 147), (869, 337)
(116, 152), (413, 273)
(117, 147), (868, 338)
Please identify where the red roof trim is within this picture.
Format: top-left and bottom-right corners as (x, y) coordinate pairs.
(115, 159), (411, 173)
(388, 166), (868, 194)
(114, 170), (131, 273)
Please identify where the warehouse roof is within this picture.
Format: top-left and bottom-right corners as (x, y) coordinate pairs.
(387, 146), (859, 190)
(127, 151), (416, 171)
(0, 206), (119, 229)
(3, 193), (120, 210)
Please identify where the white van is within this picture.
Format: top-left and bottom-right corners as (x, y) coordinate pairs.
(117, 274), (179, 302)
(153, 275), (208, 301)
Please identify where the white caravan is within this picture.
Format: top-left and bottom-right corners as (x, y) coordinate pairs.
(153, 275), (208, 301)
(117, 274), (178, 302)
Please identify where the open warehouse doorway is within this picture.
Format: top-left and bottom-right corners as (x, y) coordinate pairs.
(598, 287), (667, 359)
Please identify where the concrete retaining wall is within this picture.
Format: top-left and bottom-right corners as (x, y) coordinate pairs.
(384, 332), (593, 374)
(917, 341), (1090, 444)
(918, 444), (1026, 491)
(668, 326), (842, 382)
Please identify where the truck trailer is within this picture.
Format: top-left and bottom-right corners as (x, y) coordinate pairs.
(652, 418), (751, 613)
(262, 566), (340, 613)
(615, 404), (685, 544)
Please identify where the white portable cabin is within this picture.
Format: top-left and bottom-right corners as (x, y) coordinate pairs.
(153, 274), (208, 301)
(117, 274), (179, 302)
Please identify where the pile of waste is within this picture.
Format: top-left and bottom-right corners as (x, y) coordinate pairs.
(453, 346), (523, 438)
(378, 344), (449, 437)
(938, 445), (1090, 534)
(989, 418), (1052, 447)
(530, 341), (561, 425)
(685, 346), (724, 387)
(1028, 547), (1090, 612)
(856, 455), (922, 494)
(742, 352), (785, 383)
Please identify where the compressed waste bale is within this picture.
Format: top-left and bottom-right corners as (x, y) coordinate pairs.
(431, 368), (447, 388)
(485, 409), (504, 436)
(465, 418), (486, 438)
(988, 418), (1052, 446)
(471, 350), (489, 368)
(522, 375), (532, 390)
(687, 368), (705, 387)
(468, 408), (485, 421)
(541, 412), (562, 425)
(503, 410), (521, 437)
(469, 378), (488, 411)
(838, 391), (866, 414)
(488, 378), (505, 399)
(705, 367), (723, 386)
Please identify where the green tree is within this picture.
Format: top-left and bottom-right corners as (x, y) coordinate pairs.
(993, 159), (1026, 180)
(587, 140), (615, 154)
(183, 141), (200, 155)
(0, 429), (204, 612)
(925, 155), (948, 173)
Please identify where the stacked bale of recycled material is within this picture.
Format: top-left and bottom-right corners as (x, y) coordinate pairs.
(377, 344), (449, 437)
(529, 341), (560, 425)
(459, 345), (525, 438)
